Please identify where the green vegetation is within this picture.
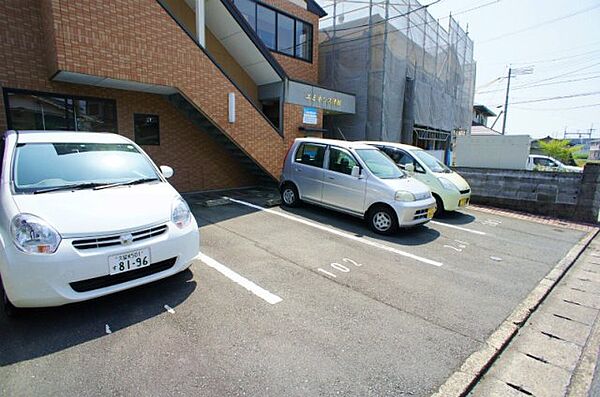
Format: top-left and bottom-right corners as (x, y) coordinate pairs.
(539, 139), (583, 164)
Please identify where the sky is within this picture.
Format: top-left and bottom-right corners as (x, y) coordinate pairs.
(316, 0), (600, 139)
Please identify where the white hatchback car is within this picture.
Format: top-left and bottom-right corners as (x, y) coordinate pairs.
(0, 130), (199, 316)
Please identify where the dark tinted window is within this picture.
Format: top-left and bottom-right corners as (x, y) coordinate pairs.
(0, 135), (5, 178)
(134, 114), (160, 145)
(294, 143), (325, 168)
(328, 147), (358, 175)
(277, 14), (294, 55)
(234, 0), (256, 29)
(257, 5), (276, 50)
(295, 21), (312, 61)
(5, 91), (116, 132)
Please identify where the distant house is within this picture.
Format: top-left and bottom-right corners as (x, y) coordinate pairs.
(472, 105), (496, 127)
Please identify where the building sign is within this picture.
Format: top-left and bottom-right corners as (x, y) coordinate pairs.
(285, 80), (356, 114)
(302, 107), (318, 125)
(304, 93), (342, 107)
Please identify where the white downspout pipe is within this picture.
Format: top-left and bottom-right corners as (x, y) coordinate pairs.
(196, 0), (206, 47)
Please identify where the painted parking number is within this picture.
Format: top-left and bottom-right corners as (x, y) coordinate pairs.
(318, 258), (362, 278)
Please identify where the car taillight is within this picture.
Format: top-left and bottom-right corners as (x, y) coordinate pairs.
(282, 143), (294, 170)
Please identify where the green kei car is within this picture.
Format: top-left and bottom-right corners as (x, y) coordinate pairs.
(361, 142), (471, 214)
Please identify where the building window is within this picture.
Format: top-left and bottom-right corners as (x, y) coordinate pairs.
(256, 5), (276, 50)
(295, 20), (312, 61)
(4, 89), (117, 133)
(134, 114), (160, 145)
(235, 0), (256, 29)
(277, 13), (294, 56)
(233, 0), (313, 62)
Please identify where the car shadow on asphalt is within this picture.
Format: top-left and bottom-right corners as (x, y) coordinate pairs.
(0, 269), (196, 366)
(277, 203), (442, 246)
(434, 211), (476, 225)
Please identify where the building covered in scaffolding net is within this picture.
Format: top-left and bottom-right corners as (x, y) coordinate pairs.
(319, 0), (476, 158)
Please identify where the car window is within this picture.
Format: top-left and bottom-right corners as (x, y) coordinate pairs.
(533, 157), (554, 167)
(12, 142), (160, 193)
(0, 135), (5, 179)
(413, 150), (449, 173)
(384, 147), (425, 173)
(328, 147), (358, 175)
(355, 149), (405, 179)
(294, 143), (325, 168)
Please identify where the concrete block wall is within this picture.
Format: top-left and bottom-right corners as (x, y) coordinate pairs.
(455, 165), (600, 223)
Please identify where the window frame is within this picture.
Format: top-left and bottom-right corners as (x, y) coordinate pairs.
(294, 142), (326, 168)
(3, 88), (118, 133)
(133, 113), (160, 146)
(233, 0), (313, 63)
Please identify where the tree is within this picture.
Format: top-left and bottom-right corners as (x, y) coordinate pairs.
(538, 139), (582, 164)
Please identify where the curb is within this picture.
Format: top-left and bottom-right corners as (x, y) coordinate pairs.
(431, 227), (600, 397)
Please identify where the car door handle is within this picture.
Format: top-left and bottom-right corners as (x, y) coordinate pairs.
(295, 167), (302, 172)
(327, 176), (335, 180)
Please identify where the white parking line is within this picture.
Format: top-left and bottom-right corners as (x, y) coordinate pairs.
(226, 197), (443, 267)
(430, 221), (487, 236)
(194, 252), (283, 305)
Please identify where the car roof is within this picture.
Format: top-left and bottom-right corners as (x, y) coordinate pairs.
(295, 138), (375, 150)
(358, 141), (422, 151)
(7, 130), (132, 145)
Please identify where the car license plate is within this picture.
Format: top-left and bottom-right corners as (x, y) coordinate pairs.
(459, 198), (468, 207)
(427, 207), (435, 219)
(108, 248), (150, 275)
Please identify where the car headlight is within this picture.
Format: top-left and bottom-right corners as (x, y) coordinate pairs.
(171, 197), (192, 229)
(395, 190), (416, 202)
(10, 214), (61, 254)
(438, 177), (458, 192)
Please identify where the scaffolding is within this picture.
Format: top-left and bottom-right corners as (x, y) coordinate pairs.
(319, 0), (476, 148)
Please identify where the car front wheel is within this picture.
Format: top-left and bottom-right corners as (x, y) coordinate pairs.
(1, 280), (19, 318)
(368, 206), (398, 235)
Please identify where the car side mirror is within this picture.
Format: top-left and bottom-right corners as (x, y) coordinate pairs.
(160, 165), (174, 179)
(404, 163), (415, 174)
(351, 165), (361, 178)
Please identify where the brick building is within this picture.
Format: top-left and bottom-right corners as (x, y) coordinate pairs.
(0, 0), (355, 192)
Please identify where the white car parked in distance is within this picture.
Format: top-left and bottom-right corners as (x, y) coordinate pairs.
(280, 138), (436, 235)
(0, 130), (199, 316)
(527, 154), (583, 173)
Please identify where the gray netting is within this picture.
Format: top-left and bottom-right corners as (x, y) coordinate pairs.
(319, 0), (476, 142)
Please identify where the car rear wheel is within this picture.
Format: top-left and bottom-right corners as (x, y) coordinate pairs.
(281, 184), (300, 207)
(368, 206), (398, 235)
(433, 195), (445, 216)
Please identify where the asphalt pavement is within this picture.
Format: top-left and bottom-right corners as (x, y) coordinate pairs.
(0, 189), (590, 396)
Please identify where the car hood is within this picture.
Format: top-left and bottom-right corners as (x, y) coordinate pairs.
(12, 182), (177, 238)
(379, 176), (431, 197)
(434, 171), (470, 191)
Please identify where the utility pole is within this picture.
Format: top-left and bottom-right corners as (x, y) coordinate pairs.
(501, 66), (534, 135)
(501, 67), (511, 135)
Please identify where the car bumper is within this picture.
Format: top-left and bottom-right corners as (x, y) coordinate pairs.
(442, 191), (471, 212)
(389, 197), (437, 227)
(1, 221), (199, 308)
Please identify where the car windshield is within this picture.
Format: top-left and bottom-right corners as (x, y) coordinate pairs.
(12, 142), (160, 193)
(413, 150), (451, 173)
(355, 149), (405, 179)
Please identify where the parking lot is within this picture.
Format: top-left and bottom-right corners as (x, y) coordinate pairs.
(0, 188), (592, 396)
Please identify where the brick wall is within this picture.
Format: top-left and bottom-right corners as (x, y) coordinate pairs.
(0, 0), (256, 193)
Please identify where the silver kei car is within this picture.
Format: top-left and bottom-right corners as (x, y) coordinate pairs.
(280, 138), (436, 234)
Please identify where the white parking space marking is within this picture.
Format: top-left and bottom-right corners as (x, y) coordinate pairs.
(226, 198), (443, 267)
(164, 305), (175, 314)
(105, 324), (112, 334)
(430, 220), (487, 236)
(194, 252), (283, 305)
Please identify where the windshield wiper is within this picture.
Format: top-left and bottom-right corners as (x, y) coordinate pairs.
(33, 182), (107, 195)
(93, 177), (159, 190)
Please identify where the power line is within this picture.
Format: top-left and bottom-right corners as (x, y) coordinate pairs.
(510, 90), (600, 105)
(479, 3), (600, 44)
(512, 102), (600, 111)
(477, 74), (600, 94)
